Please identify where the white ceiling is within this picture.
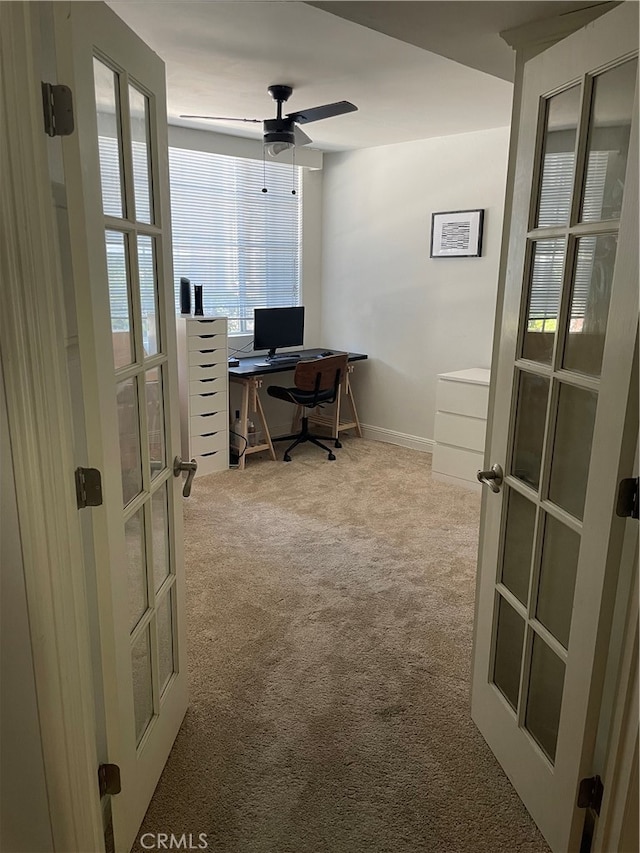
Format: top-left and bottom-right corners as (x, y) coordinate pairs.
(107, 0), (606, 152)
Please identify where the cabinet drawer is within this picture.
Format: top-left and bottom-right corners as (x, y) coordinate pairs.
(188, 347), (226, 367)
(190, 410), (227, 436)
(187, 332), (226, 351)
(189, 376), (227, 397)
(436, 379), (489, 419)
(432, 443), (484, 483)
(188, 362), (227, 382)
(186, 318), (227, 337)
(190, 386), (226, 415)
(191, 430), (227, 457)
(435, 411), (486, 453)
(194, 449), (228, 477)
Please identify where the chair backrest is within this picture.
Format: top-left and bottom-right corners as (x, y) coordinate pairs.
(293, 353), (349, 403)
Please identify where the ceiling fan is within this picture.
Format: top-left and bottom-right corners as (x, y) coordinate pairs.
(181, 84), (357, 156)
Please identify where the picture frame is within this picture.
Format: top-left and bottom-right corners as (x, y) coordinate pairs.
(430, 209), (484, 258)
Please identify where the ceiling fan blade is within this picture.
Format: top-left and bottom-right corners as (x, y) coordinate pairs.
(179, 115), (262, 123)
(294, 125), (313, 146)
(287, 100), (357, 125)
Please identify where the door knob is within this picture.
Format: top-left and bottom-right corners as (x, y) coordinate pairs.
(477, 463), (504, 493)
(173, 456), (197, 497)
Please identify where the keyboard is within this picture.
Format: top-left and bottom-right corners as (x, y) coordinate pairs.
(267, 355), (301, 364)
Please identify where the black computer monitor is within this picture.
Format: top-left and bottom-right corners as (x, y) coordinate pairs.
(253, 306), (305, 357)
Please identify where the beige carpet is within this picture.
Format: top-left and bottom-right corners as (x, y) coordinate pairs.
(133, 438), (548, 853)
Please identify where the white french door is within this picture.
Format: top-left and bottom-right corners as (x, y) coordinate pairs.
(53, 3), (188, 850)
(472, 5), (638, 852)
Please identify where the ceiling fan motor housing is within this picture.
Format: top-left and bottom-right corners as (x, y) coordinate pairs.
(263, 117), (295, 146)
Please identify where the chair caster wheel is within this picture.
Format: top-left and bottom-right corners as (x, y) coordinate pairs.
(328, 453), (336, 461)
(334, 440), (342, 448)
(284, 454), (292, 462)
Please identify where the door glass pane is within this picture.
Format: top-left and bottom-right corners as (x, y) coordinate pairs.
(93, 58), (123, 218)
(535, 86), (581, 227)
(493, 595), (525, 711)
(106, 231), (133, 369)
(146, 367), (165, 478)
(549, 383), (597, 519)
(151, 483), (170, 593)
(580, 59), (638, 223)
(129, 85), (153, 224)
(535, 515), (580, 649)
(512, 372), (549, 490)
(157, 589), (175, 696)
(563, 234), (618, 376)
(126, 508), (147, 632)
(522, 239), (566, 363)
(501, 489), (536, 605)
(525, 634), (565, 763)
(137, 235), (159, 357)
(117, 377), (142, 506)
(131, 625), (154, 745)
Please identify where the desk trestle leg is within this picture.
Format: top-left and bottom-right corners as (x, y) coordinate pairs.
(306, 367), (362, 443)
(233, 376), (277, 469)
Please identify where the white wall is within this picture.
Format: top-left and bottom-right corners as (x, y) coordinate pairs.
(320, 126), (510, 445)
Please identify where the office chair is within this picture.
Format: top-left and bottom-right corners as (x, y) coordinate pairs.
(267, 353), (349, 461)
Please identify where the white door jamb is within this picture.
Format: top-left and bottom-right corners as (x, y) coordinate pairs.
(0, 4), (104, 851)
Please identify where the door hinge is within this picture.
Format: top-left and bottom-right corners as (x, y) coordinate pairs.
(616, 477), (639, 520)
(41, 82), (75, 137)
(75, 467), (103, 509)
(98, 763), (121, 798)
(577, 775), (604, 815)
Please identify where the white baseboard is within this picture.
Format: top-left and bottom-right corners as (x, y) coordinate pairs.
(267, 420), (434, 454)
(360, 424), (435, 454)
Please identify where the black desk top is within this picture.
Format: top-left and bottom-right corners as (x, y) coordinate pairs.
(229, 348), (367, 378)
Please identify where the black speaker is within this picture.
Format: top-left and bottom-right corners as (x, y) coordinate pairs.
(179, 277), (191, 314)
(194, 285), (204, 316)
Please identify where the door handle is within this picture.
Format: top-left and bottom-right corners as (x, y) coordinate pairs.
(173, 456), (198, 497)
(477, 463), (504, 493)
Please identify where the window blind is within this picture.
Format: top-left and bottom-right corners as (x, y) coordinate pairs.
(530, 150), (609, 322)
(98, 137), (302, 338)
(168, 147), (302, 334)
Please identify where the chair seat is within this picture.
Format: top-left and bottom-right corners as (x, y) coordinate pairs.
(267, 385), (336, 407)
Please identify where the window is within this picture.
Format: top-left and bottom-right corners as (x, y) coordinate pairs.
(528, 150), (609, 334)
(168, 147), (302, 334)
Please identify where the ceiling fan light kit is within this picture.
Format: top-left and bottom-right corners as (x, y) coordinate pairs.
(182, 83), (358, 156)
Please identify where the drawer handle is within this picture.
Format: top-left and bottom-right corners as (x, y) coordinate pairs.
(201, 451), (218, 457)
(197, 363), (216, 369)
(198, 412), (219, 418)
(200, 431), (218, 437)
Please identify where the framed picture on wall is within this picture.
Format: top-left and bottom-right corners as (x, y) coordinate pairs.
(430, 209), (484, 258)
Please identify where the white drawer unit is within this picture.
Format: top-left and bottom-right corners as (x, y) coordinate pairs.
(432, 368), (491, 492)
(177, 316), (229, 477)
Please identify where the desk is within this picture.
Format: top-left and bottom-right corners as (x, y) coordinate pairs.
(229, 349), (367, 469)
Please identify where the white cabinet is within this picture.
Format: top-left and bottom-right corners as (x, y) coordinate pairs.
(432, 368), (490, 491)
(176, 317), (229, 477)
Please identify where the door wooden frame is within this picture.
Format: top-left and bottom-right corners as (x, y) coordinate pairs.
(472, 4), (639, 850)
(0, 3), (104, 850)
